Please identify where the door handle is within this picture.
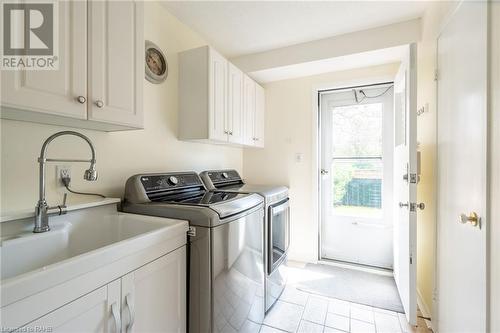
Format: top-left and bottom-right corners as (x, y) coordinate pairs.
(111, 302), (121, 333)
(320, 169), (329, 175)
(125, 293), (135, 333)
(460, 212), (479, 227)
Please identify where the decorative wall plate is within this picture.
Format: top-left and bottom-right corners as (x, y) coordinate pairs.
(145, 40), (168, 84)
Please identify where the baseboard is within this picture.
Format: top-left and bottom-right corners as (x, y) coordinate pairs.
(417, 288), (433, 330)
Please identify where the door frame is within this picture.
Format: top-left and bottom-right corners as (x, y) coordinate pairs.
(317, 82), (395, 268)
(310, 74), (398, 264)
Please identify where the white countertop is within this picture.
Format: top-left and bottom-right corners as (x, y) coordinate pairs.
(0, 197), (121, 223)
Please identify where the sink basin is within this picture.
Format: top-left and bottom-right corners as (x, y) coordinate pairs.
(0, 211), (168, 280)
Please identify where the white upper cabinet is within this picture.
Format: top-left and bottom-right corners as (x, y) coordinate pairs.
(88, 1), (143, 128)
(179, 45), (265, 147)
(1, 1), (87, 120)
(227, 63), (244, 144)
(0, 0), (144, 131)
(254, 83), (265, 147)
(243, 75), (256, 146)
(208, 48), (228, 142)
(242, 76), (265, 148)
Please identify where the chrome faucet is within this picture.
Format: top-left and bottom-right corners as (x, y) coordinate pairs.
(34, 131), (98, 233)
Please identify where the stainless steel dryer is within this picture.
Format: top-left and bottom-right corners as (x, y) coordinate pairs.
(122, 172), (265, 333)
(199, 170), (289, 312)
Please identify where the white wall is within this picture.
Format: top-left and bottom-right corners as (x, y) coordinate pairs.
(0, 2), (242, 213)
(242, 63), (399, 263)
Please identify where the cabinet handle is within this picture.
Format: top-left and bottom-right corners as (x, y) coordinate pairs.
(76, 96), (86, 104)
(229, 131), (233, 135)
(125, 293), (135, 333)
(95, 100), (104, 108)
(111, 302), (121, 333)
(224, 130), (228, 134)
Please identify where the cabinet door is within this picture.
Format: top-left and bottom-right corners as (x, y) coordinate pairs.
(21, 280), (121, 333)
(243, 75), (256, 146)
(121, 246), (187, 333)
(88, 0), (143, 128)
(227, 63), (244, 144)
(254, 84), (265, 148)
(208, 48), (228, 142)
(1, 1), (87, 119)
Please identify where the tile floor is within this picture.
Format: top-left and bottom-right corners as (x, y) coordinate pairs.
(261, 284), (431, 333)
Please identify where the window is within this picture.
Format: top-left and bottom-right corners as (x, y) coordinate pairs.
(331, 103), (383, 218)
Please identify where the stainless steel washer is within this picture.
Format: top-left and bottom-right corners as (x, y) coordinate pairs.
(200, 170), (289, 312)
(122, 172), (265, 333)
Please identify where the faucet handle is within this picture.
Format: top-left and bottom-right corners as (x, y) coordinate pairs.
(62, 193), (67, 207)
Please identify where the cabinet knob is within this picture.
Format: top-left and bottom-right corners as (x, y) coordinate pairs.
(229, 131), (233, 135)
(76, 96), (86, 104)
(95, 100), (104, 108)
(224, 130), (229, 134)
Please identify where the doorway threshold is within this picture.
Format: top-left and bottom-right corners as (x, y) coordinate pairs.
(318, 258), (393, 277)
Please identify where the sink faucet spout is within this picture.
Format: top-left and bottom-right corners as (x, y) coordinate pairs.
(34, 131), (98, 233)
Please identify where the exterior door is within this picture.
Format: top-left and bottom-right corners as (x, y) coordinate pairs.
(436, 2), (487, 331)
(393, 43), (417, 325)
(1, 1), (87, 119)
(88, 0), (143, 128)
(319, 84), (394, 269)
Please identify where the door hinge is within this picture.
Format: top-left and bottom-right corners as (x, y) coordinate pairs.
(409, 173), (418, 184)
(434, 69), (439, 82)
(187, 226), (196, 237)
(403, 173), (418, 184)
(410, 256), (413, 264)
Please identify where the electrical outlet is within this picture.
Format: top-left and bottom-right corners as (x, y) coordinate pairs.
(56, 165), (71, 190)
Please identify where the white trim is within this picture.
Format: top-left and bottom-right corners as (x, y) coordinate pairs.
(417, 288), (433, 330)
(311, 74), (398, 262)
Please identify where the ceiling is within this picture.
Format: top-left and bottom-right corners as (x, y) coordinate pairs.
(250, 46), (405, 83)
(162, 1), (430, 58)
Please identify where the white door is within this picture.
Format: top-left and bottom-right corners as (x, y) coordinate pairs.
(22, 280), (121, 333)
(436, 2), (487, 331)
(227, 63), (244, 144)
(208, 48), (228, 142)
(392, 44), (418, 325)
(319, 84), (394, 269)
(121, 247), (187, 333)
(254, 84), (266, 147)
(88, 0), (143, 128)
(1, 1), (87, 119)
(243, 75), (256, 146)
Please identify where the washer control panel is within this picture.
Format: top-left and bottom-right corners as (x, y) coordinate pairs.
(140, 173), (202, 193)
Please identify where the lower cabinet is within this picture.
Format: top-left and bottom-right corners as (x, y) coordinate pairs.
(19, 246), (186, 333)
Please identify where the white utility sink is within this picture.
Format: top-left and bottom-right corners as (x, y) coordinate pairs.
(0, 201), (188, 307)
(1, 211), (168, 280)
